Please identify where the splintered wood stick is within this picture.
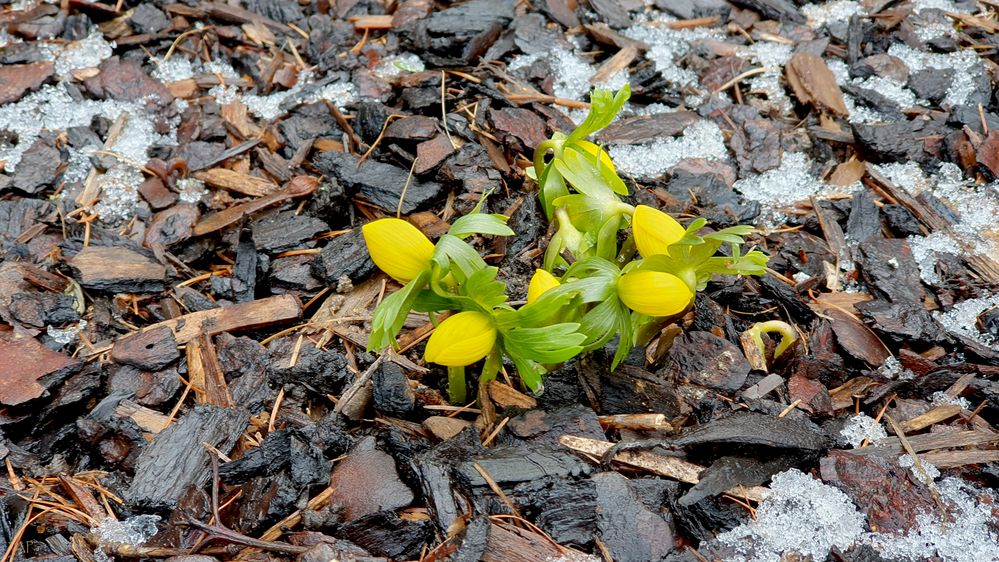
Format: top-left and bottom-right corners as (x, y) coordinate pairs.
(120, 294), (301, 347)
(559, 435), (768, 502)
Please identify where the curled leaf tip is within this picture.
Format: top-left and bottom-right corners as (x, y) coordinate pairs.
(425, 311), (497, 367)
(361, 218), (435, 282)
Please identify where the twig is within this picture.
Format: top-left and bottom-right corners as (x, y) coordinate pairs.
(333, 353), (385, 416)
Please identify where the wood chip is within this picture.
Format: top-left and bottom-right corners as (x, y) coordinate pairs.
(559, 434), (768, 502)
(786, 51), (849, 116)
(193, 168), (281, 197)
(896, 405), (963, 434)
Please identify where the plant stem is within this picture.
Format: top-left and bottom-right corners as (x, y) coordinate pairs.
(448, 365), (467, 404)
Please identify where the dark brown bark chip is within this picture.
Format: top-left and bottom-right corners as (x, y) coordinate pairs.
(597, 111), (699, 145)
(0, 61), (53, 104)
(111, 325), (180, 371)
(659, 331), (751, 392)
(0, 327), (81, 406)
(83, 57), (173, 104)
(328, 438), (415, 521)
(314, 151), (444, 213)
(11, 140), (61, 195)
(126, 404), (250, 510)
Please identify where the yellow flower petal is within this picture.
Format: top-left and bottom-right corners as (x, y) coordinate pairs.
(575, 141), (617, 175)
(527, 269), (561, 305)
(617, 270), (693, 317)
(425, 311), (497, 367)
(361, 218), (435, 282)
(632, 205), (686, 258)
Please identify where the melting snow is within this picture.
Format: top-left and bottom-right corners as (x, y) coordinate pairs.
(608, 119), (728, 178)
(934, 294), (999, 349)
(718, 469), (867, 561)
(839, 414), (887, 448)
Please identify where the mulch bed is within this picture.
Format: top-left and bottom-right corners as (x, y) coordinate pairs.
(1, 0), (998, 560)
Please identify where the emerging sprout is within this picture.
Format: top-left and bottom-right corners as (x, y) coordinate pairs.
(616, 270), (693, 317)
(361, 218), (435, 282)
(527, 269), (561, 305)
(744, 320), (798, 366)
(424, 311), (498, 367)
(632, 204), (687, 258)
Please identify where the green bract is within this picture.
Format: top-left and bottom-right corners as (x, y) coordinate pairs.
(363, 87), (770, 403)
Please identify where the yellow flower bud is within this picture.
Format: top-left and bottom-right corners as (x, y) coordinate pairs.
(617, 270), (693, 317)
(632, 205), (685, 258)
(527, 269), (560, 304)
(361, 218), (435, 282)
(424, 311), (498, 367)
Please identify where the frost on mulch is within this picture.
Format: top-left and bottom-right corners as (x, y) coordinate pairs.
(1, 0), (999, 560)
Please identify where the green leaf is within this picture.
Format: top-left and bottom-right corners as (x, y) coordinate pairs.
(578, 297), (628, 350)
(538, 164), (569, 220)
(432, 234), (487, 282)
(367, 271), (429, 351)
(502, 322), (586, 363)
(566, 85), (631, 145)
(507, 353), (547, 393)
(449, 213), (515, 239)
(554, 148), (618, 200)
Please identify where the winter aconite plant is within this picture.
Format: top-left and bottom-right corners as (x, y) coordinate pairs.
(362, 85), (768, 403)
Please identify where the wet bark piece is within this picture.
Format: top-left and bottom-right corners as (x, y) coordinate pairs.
(728, 0), (804, 22)
(384, 115), (438, 141)
(192, 168), (281, 197)
(314, 151), (443, 214)
(329, 444), (414, 521)
(126, 404), (250, 510)
(414, 134), (456, 174)
(251, 210), (328, 253)
(786, 52), (848, 116)
(311, 229), (376, 285)
(11, 140), (61, 195)
(589, 0), (632, 28)
(457, 445), (592, 489)
(820, 450), (936, 534)
(402, 0), (516, 66)
(675, 411), (826, 451)
(680, 455), (796, 506)
(0, 328), (81, 406)
(337, 511), (433, 560)
(69, 245), (167, 293)
(82, 57), (173, 104)
(489, 108), (547, 149)
(659, 331), (751, 392)
(392, 0), (434, 27)
(596, 111), (698, 145)
(0, 61), (53, 104)
(593, 472), (676, 560)
(111, 325), (179, 371)
(412, 429), (483, 534)
(976, 130), (999, 178)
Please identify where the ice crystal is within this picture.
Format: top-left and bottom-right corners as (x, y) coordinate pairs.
(930, 390), (972, 410)
(0, 84), (176, 174)
(374, 53), (425, 79)
(909, 232), (961, 284)
(802, 0), (864, 29)
(52, 31), (114, 77)
(839, 414), (888, 448)
(871, 478), (999, 561)
(877, 356), (914, 380)
(92, 514), (160, 546)
(175, 178), (206, 204)
(151, 56), (195, 82)
(933, 294), (999, 349)
(94, 167), (143, 225)
(47, 319), (87, 345)
(624, 15), (722, 93)
(898, 454), (941, 486)
(733, 152), (851, 211)
(608, 119), (727, 178)
(718, 469), (867, 562)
